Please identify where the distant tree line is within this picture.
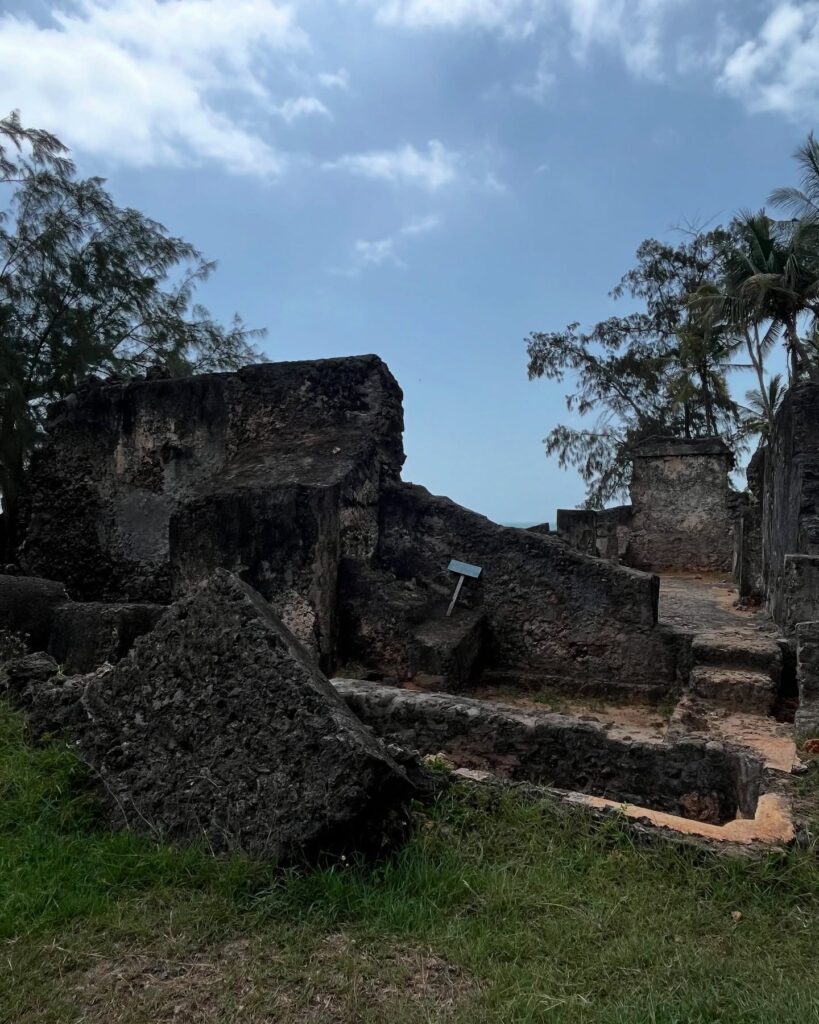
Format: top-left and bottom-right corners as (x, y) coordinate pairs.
(0, 112), (263, 558)
(527, 134), (819, 507)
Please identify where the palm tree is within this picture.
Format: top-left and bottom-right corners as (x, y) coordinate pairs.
(743, 373), (785, 438)
(722, 211), (819, 383)
(769, 132), (819, 222)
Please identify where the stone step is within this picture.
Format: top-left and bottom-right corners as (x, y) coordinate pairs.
(411, 608), (487, 689)
(690, 630), (782, 682)
(688, 664), (777, 714)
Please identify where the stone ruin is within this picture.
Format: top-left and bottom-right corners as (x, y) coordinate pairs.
(17, 355), (677, 695)
(0, 355), (807, 857)
(556, 435), (734, 572)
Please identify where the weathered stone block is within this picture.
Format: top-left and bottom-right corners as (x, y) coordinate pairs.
(20, 356), (404, 602)
(628, 436), (732, 572)
(48, 602), (165, 674)
(22, 571), (415, 860)
(0, 573), (68, 650)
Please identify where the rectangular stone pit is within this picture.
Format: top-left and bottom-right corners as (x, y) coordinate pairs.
(333, 680), (791, 842)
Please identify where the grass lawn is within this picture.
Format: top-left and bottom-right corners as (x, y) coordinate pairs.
(2, 699), (819, 1024)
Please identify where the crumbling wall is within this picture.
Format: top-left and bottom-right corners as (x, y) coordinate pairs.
(628, 437), (733, 573)
(335, 680), (762, 823)
(19, 355), (684, 695)
(755, 384), (819, 629)
(344, 483), (679, 695)
(733, 447), (764, 600)
(20, 356), (404, 660)
(556, 506), (632, 562)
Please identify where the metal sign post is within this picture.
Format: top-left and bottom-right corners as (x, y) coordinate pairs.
(446, 559), (482, 617)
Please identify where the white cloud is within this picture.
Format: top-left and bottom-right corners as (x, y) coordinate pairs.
(357, 0), (682, 77)
(274, 96), (332, 123)
(318, 68), (350, 89)
(353, 236), (403, 266)
(514, 51), (555, 102)
(336, 213), (442, 274)
(718, 2), (819, 120)
(363, 0), (538, 36)
(0, 0), (308, 175)
(400, 213), (440, 235)
(326, 140), (458, 189)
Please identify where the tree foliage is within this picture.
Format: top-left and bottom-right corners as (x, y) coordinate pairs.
(529, 132), (819, 508)
(526, 228), (741, 507)
(0, 111), (263, 552)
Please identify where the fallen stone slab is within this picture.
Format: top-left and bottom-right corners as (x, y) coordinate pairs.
(20, 571), (416, 861)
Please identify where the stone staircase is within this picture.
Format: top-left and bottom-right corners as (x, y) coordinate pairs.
(667, 627), (797, 773)
(685, 629), (782, 715)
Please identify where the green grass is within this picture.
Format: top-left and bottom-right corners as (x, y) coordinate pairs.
(3, 700), (819, 1023)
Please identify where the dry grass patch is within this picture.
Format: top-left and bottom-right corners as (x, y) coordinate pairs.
(36, 933), (476, 1024)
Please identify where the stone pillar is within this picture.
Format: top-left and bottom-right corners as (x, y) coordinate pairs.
(628, 436), (732, 573)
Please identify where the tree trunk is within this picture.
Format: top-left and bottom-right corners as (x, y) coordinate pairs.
(699, 365), (716, 434)
(746, 329), (775, 436)
(787, 317), (819, 382)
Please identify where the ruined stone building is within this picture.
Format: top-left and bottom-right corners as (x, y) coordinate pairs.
(556, 435), (734, 573)
(17, 355), (677, 695)
(1, 355), (811, 855)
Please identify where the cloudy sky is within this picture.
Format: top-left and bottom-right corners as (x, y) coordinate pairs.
(2, 0), (817, 522)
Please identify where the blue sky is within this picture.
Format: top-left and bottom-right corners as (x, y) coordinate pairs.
(1, 0), (816, 523)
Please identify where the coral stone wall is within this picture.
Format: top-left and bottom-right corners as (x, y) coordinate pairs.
(20, 356), (404, 662)
(628, 437), (733, 573)
(754, 384), (819, 629)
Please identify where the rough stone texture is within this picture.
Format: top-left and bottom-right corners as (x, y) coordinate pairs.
(0, 573), (68, 649)
(333, 680), (763, 824)
(628, 436), (733, 572)
(18, 354), (689, 695)
(21, 572), (415, 860)
(796, 620), (819, 736)
(755, 384), (819, 628)
(47, 602), (165, 674)
(171, 483), (341, 668)
(411, 609), (486, 687)
(556, 506), (633, 563)
(3, 652), (89, 740)
(20, 356), (404, 664)
(688, 665), (777, 715)
(555, 509), (597, 556)
(733, 446), (764, 600)
(781, 555), (819, 634)
(345, 483), (679, 695)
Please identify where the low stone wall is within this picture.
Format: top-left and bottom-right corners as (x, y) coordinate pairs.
(358, 483), (679, 694)
(0, 574), (164, 674)
(334, 680), (763, 824)
(556, 506), (632, 562)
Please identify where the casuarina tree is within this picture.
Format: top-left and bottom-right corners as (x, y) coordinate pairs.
(0, 112), (263, 557)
